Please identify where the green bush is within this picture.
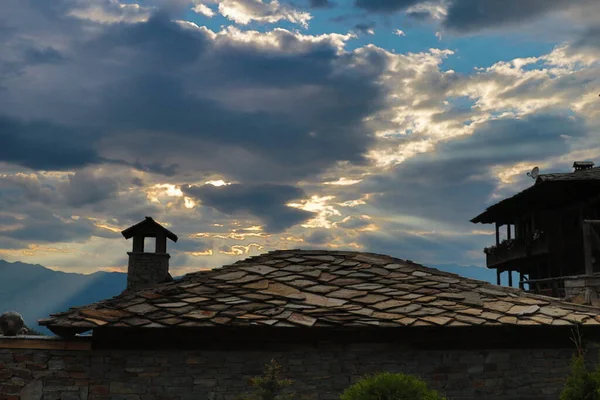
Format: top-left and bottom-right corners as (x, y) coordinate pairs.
(340, 372), (446, 400)
(560, 354), (600, 400)
(560, 325), (600, 400)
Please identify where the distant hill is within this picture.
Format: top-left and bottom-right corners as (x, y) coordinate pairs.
(0, 259), (518, 335)
(0, 260), (127, 335)
(430, 263), (520, 285)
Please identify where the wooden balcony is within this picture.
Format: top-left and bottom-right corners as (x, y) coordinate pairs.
(485, 237), (549, 268)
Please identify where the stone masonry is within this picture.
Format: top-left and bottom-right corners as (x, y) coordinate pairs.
(0, 339), (586, 400)
(126, 252), (170, 291)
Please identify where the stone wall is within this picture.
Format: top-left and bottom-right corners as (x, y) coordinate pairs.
(0, 337), (584, 400)
(126, 252), (170, 291)
(563, 275), (600, 305)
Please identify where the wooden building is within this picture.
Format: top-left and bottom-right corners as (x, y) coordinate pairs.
(471, 161), (600, 301)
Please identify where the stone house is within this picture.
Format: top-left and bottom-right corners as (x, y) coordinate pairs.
(2, 217), (600, 400)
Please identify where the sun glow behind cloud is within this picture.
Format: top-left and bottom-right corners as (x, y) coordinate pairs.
(1, 0), (600, 273)
(287, 195), (341, 228)
(145, 184), (196, 208)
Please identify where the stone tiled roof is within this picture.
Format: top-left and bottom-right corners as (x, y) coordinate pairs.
(39, 250), (600, 330)
(536, 167), (600, 183)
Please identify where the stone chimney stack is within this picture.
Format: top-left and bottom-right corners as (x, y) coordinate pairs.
(121, 217), (178, 291)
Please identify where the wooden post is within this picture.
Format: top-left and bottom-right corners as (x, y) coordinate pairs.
(519, 271), (524, 290)
(155, 233), (167, 253)
(507, 224), (511, 241)
(583, 220), (594, 276)
(132, 236), (144, 252)
(495, 223), (500, 246)
(496, 269), (501, 286)
(508, 270), (513, 287)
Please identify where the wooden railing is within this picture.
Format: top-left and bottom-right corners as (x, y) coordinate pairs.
(519, 276), (566, 297)
(485, 236), (548, 268)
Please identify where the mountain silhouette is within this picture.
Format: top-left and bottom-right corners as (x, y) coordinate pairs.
(0, 260), (126, 334)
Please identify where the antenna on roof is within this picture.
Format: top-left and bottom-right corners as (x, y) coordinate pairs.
(527, 166), (539, 180)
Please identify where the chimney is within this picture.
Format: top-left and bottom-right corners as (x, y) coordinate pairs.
(121, 217), (178, 291)
(573, 161), (594, 172)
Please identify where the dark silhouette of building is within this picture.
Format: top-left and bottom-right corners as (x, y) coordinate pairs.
(471, 161), (600, 303)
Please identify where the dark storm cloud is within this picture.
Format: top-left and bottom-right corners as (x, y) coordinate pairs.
(87, 18), (381, 181)
(62, 170), (119, 207)
(303, 229), (334, 245)
(182, 183), (314, 233)
(88, 12), (207, 67)
(128, 160), (180, 177)
(443, 0), (571, 33)
(353, 0), (421, 13)
(435, 112), (587, 163)
(361, 111), (588, 226)
(0, 7), (385, 182)
(22, 47), (66, 65)
(0, 116), (102, 170)
(0, 215), (106, 243)
(0, 237), (25, 250)
(569, 25), (600, 55)
(405, 10), (432, 21)
(351, 0), (585, 34)
(171, 238), (214, 253)
(354, 22), (376, 35)
(359, 230), (486, 266)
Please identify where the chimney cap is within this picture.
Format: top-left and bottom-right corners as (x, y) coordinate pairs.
(121, 216), (178, 242)
(573, 161), (595, 171)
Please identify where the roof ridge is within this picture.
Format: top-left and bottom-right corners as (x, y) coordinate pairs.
(39, 249), (600, 334)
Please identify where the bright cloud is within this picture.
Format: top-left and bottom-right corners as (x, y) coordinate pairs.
(1, 0), (600, 273)
(193, 0), (312, 27)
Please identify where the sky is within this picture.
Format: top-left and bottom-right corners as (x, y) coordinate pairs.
(0, 0), (599, 276)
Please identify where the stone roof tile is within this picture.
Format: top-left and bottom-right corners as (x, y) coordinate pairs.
(39, 249), (600, 332)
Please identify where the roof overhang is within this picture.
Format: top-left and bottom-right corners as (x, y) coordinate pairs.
(40, 324), (600, 351)
(471, 180), (600, 224)
(121, 217), (178, 242)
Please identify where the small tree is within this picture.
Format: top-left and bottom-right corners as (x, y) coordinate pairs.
(560, 326), (600, 400)
(238, 359), (297, 400)
(340, 372), (446, 400)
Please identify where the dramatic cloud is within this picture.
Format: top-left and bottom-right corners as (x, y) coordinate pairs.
(61, 170), (119, 207)
(0, 8), (384, 184)
(193, 0), (312, 26)
(363, 111), (588, 227)
(359, 229), (485, 266)
(351, 0), (600, 36)
(353, 0), (421, 13)
(67, 0), (153, 23)
(0, 117), (103, 170)
(354, 22), (375, 35)
(443, 0), (572, 32)
(182, 183), (314, 232)
(1, 0), (600, 273)
(0, 214), (107, 244)
(569, 25), (600, 56)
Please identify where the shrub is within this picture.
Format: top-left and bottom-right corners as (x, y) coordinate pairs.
(560, 354), (600, 400)
(340, 372), (446, 400)
(560, 327), (600, 400)
(238, 358), (297, 400)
